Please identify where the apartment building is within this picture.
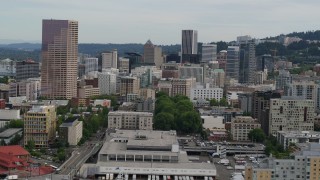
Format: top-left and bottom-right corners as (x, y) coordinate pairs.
(59, 117), (83, 146)
(24, 105), (56, 148)
(108, 111), (153, 130)
(245, 143), (320, 180)
(269, 97), (315, 136)
(231, 116), (261, 141)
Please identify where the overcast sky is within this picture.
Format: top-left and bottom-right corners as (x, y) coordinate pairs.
(1, 0), (319, 44)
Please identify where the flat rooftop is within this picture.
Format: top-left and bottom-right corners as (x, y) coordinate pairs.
(99, 130), (178, 156)
(0, 128), (22, 138)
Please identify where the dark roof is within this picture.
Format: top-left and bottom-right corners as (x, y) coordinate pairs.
(64, 116), (79, 123)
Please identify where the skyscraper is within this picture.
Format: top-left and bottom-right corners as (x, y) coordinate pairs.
(182, 30), (198, 54)
(226, 46), (240, 80)
(181, 30), (199, 63)
(41, 19), (78, 99)
(201, 44), (217, 62)
(239, 40), (256, 84)
(143, 40), (163, 68)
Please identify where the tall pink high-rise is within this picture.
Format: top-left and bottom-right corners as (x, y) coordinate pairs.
(41, 19), (78, 99)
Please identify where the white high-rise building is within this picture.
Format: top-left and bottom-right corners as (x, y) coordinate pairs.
(102, 50), (118, 69)
(98, 72), (117, 95)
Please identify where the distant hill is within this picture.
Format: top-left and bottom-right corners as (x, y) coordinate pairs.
(0, 43), (181, 61)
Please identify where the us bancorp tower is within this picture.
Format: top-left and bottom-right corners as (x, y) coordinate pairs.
(79, 130), (217, 180)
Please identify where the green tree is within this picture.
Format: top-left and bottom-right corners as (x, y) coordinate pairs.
(156, 91), (168, 98)
(9, 134), (22, 145)
(219, 97), (228, 106)
(177, 111), (202, 134)
(25, 140), (35, 152)
(7, 119), (24, 128)
(154, 112), (175, 130)
(0, 139), (6, 146)
(57, 148), (66, 161)
(248, 128), (266, 143)
(176, 100), (193, 113)
(210, 98), (219, 106)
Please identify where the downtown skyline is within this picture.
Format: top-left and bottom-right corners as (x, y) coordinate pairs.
(1, 0), (320, 44)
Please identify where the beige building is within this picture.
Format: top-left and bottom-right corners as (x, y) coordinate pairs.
(269, 97), (315, 136)
(59, 117), (83, 146)
(118, 58), (130, 73)
(143, 40), (163, 68)
(139, 88), (156, 100)
(41, 19), (78, 100)
(120, 76), (140, 98)
(108, 111), (153, 130)
(212, 69), (225, 88)
(158, 79), (172, 96)
(78, 85), (100, 98)
(171, 78), (196, 98)
(231, 116), (261, 141)
(101, 49), (117, 69)
(24, 105), (56, 148)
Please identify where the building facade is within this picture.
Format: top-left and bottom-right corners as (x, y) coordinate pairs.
(269, 97), (315, 136)
(23, 106), (56, 148)
(201, 44), (217, 62)
(239, 40), (256, 84)
(245, 143), (320, 180)
(41, 19), (78, 99)
(108, 111), (153, 130)
(102, 50), (118, 69)
(171, 78), (196, 98)
(118, 58), (130, 73)
(190, 84), (223, 101)
(98, 72), (117, 95)
(16, 60), (39, 82)
(226, 46), (240, 80)
(59, 117), (83, 146)
(178, 65), (204, 83)
(120, 77), (140, 98)
(231, 116), (261, 141)
(9, 78), (41, 100)
(143, 40), (163, 68)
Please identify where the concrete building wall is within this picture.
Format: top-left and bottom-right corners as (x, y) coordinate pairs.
(269, 97), (315, 136)
(108, 111), (153, 130)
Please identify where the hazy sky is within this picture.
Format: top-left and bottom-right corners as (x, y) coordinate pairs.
(1, 0), (319, 44)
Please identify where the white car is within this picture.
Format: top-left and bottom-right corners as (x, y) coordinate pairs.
(227, 166), (233, 170)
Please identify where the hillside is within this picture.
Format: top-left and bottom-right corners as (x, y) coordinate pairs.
(0, 43), (181, 61)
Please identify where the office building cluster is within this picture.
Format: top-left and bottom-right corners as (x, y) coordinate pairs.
(1, 18), (320, 179)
